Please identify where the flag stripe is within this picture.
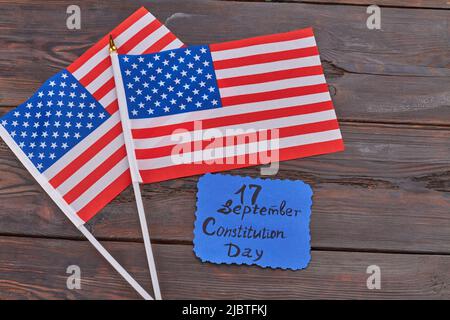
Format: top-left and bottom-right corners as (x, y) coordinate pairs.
(136, 119), (340, 160)
(143, 32), (178, 53)
(210, 37), (316, 62)
(139, 138), (342, 183)
(217, 65), (324, 88)
(219, 74), (326, 98)
(214, 55), (321, 80)
(56, 133), (125, 195)
(134, 109), (337, 151)
(118, 18), (161, 54)
(209, 28), (314, 52)
(221, 83), (329, 107)
(70, 157), (129, 212)
(63, 145), (127, 204)
(76, 169), (131, 222)
(137, 129), (342, 170)
(131, 92), (331, 129)
(132, 100), (334, 139)
(213, 46), (319, 70)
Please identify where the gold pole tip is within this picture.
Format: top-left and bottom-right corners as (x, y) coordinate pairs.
(109, 34), (117, 53)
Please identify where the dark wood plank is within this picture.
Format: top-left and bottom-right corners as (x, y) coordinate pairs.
(1, 122), (449, 254)
(224, 0), (450, 9)
(1, 235), (450, 299)
(1, 0), (449, 124)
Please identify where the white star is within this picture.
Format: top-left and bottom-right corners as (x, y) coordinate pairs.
(179, 104), (186, 110)
(74, 132), (81, 139)
(138, 56), (144, 63)
(147, 108), (154, 115)
(62, 143), (69, 149)
(61, 73), (68, 79)
(123, 56), (129, 62)
(185, 49), (191, 55)
(163, 60), (169, 66)
(200, 47), (207, 54)
(193, 54), (200, 61)
(195, 101), (202, 108)
(154, 54), (160, 61)
(212, 99), (218, 106)
(37, 163), (43, 170)
(163, 106), (170, 112)
(49, 153), (56, 160)
(169, 51), (176, 58)
(131, 109), (138, 116)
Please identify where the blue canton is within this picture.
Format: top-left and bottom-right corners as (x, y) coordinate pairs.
(119, 45), (222, 119)
(0, 71), (109, 172)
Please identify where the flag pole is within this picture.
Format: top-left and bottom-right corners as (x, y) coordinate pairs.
(108, 35), (162, 300)
(77, 225), (153, 300)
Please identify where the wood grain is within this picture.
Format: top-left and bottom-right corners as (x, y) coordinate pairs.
(1, 235), (450, 299)
(224, 0), (450, 9)
(0, 0), (449, 125)
(1, 122), (449, 254)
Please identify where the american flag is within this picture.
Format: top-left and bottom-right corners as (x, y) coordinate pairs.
(0, 7), (183, 224)
(119, 27), (344, 183)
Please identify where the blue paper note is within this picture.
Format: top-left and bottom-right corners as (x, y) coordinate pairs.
(194, 173), (313, 270)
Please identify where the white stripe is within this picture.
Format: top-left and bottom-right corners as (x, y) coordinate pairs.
(56, 134), (125, 195)
(137, 129), (342, 170)
(85, 67), (113, 94)
(43, 112), (121, 179)
(214, 55), (321, 80)
(70, 157), (129, 212)
(131, 92), (331, 129)
(72, 13), (156, 80)
(211, 36), (316, 61)
(219, 75), (326, 98)
(162, 38), (185, 51)
(134, 109), (337, 150)
(98, 89), (117, 108)
(128, 26), (169, 54)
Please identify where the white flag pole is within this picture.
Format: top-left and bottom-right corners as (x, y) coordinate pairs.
(109, 35), (162, 300)
(78, 225), (153, 300)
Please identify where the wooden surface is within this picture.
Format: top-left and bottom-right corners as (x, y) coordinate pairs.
(0, 0), (449, 299)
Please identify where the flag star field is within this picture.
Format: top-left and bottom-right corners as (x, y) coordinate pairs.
(120, 45), (222, 119)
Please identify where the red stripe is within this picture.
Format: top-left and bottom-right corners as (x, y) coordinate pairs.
(221, 83), (329, 107)
(63, 146), (127, 204)
(67, 7), (148, 73)
(93, 77), (115, 101)
(49, 121), (122, 188)
(210, 27), (314, 52)
(143, 32), (177, 53)
(77, 169), (131, 222)
(132, 100), (334, 139)
(217, 65), (324, 88)
(118, 19), (162, 54)
(139, 138), (343, 183)
(136, 119), (340, 160)
(105, 100), (119, 115)
(78, 57), (110, 87)
(213, 46), (319, 70)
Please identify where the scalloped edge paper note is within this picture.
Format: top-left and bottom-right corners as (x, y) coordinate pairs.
(193, 173), (313, 270)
